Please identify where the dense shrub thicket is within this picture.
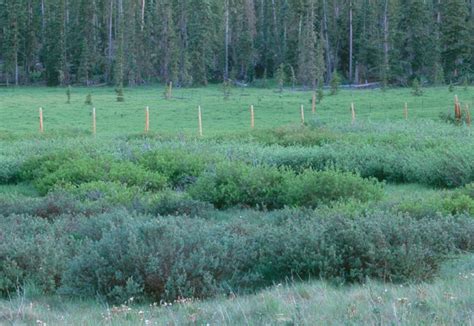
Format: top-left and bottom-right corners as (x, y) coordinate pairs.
(13, 149), (383, 210)
(1, 211), (473, 302)
(189, 162), (382, 209)
(19, 152), (167, 195)
(226, 142), (474, 188)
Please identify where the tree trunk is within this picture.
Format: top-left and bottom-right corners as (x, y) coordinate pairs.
(383, 0), (389, 81)
(141, 0), (145, 31)
(323, 0), (332, 82)
(224, 0), (230, 81)
(349, 0), (353, 83)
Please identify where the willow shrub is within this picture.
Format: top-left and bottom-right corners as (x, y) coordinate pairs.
(57, 210), (474, 302)
(188, 162), (382, 209)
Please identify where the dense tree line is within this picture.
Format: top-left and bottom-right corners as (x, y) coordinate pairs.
(1, 0), (474, 88)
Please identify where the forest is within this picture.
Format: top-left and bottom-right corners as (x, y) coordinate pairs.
(1, 0), (474, 88)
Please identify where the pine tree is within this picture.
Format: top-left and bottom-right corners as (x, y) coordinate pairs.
(297, 1), (323, 89)
(275, 63), (286, 92)
(115, 0), (125, 102)
(330, 71), (341, 95)
(44, 0), (66, 86)
(441, 0), (470, 81)
(66, 85), (71, 104)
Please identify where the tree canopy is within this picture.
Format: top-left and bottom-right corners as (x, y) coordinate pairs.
(1, 0), (473, 87)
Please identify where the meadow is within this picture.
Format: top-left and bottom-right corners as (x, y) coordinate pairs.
(0, 85), (473, 325)
(1, 84), (473, 137)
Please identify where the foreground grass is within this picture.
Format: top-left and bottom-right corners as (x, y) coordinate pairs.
(1, 85), (472, 137)
(1, 256), (473, 326)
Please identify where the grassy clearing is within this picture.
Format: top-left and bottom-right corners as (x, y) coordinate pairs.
(1, 85), (473, 137)
(1, 255), (473, 326)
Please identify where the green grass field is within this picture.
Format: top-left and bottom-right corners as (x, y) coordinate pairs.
(0, 85), (473, 325)
(1, 85), (473, 137)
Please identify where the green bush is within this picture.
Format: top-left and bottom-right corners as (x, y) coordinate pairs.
(20, 152), (167, 194)
(287, 169), (383, 207)
(189, 162), (289, 209)
(146, 191), (214, 217)
(189, 162), (383, 209)
(2, 210), (473, 301)
(0, 215), (70, 295)
(58, 211), (474, 302)
(139, 149), (212, 188)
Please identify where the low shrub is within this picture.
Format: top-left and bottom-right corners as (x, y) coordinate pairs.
(188, 162), (382, 209)
(139, 149), (213, 189)
(0, 215), (70, 296)
(57, 210), (474, 302)
(20, 152), (167, 194)
(2, 210), (473, 301)
(188, 162), (289, 209)
(248, 127), (338, 147)
(146, 191), (214, 217)
(0, 192), (110, 219)
(287, 169), (383, 207)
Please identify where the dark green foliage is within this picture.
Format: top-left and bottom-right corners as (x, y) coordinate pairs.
(188, 162), (382, 209)
(20, 151), (167, 195)
(85, 93), (92, 105)
(245, 141), (474, 188)
(1, 0), (474, 87)
(275, 64), (286, 92)
(330, 71), (341, 95)
(139, 149), (212, 188)
(0, 215), (69, 295)
(286, 169), (382, 207)
(1, 210), (467, 301)
(66, 86), (71, 104)
(222, 80), (232, 100)
(449, 82), (455, 92)
(411, 78), (423, 96)
(317, 87), (324, 103)
(116, 87), (125, 102)
(189, 162), (289, 209)
(246, 127), (338, 147)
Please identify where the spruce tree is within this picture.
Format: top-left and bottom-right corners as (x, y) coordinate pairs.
(441, 0), (470, 81)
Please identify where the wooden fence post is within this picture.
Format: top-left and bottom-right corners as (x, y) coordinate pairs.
(312, 92), (316, 114)
(92, 107), (96, 136)
(351, 102), (356, 124)
(465, 104), (471, 128)
(455, 95), (462, 122)
(145, 106), (150, 133)
(300, 105), (305, 125)
(250, 105), (255, 129)
(198, 105), (203, 137)
(39, 107), (44, 133)
(404, 102), (408, 120)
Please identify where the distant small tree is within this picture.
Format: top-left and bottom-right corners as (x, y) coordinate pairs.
(317, 87), (324, 103)
(116, 86), (125, 102)
(223, 79), (232, 100)
(85, 93), (92, 105)
(164, 81), (173, 99)
(330, 71), (341, 95)
(463, 77), (469, 91)
(449, 82), (455, 93)
(275, 64), (286, 93)
(288, 65), (297, 90)
(411, 78), (423, 96)
(66, 85), (71, 104)
(433, 63), (445, 86)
